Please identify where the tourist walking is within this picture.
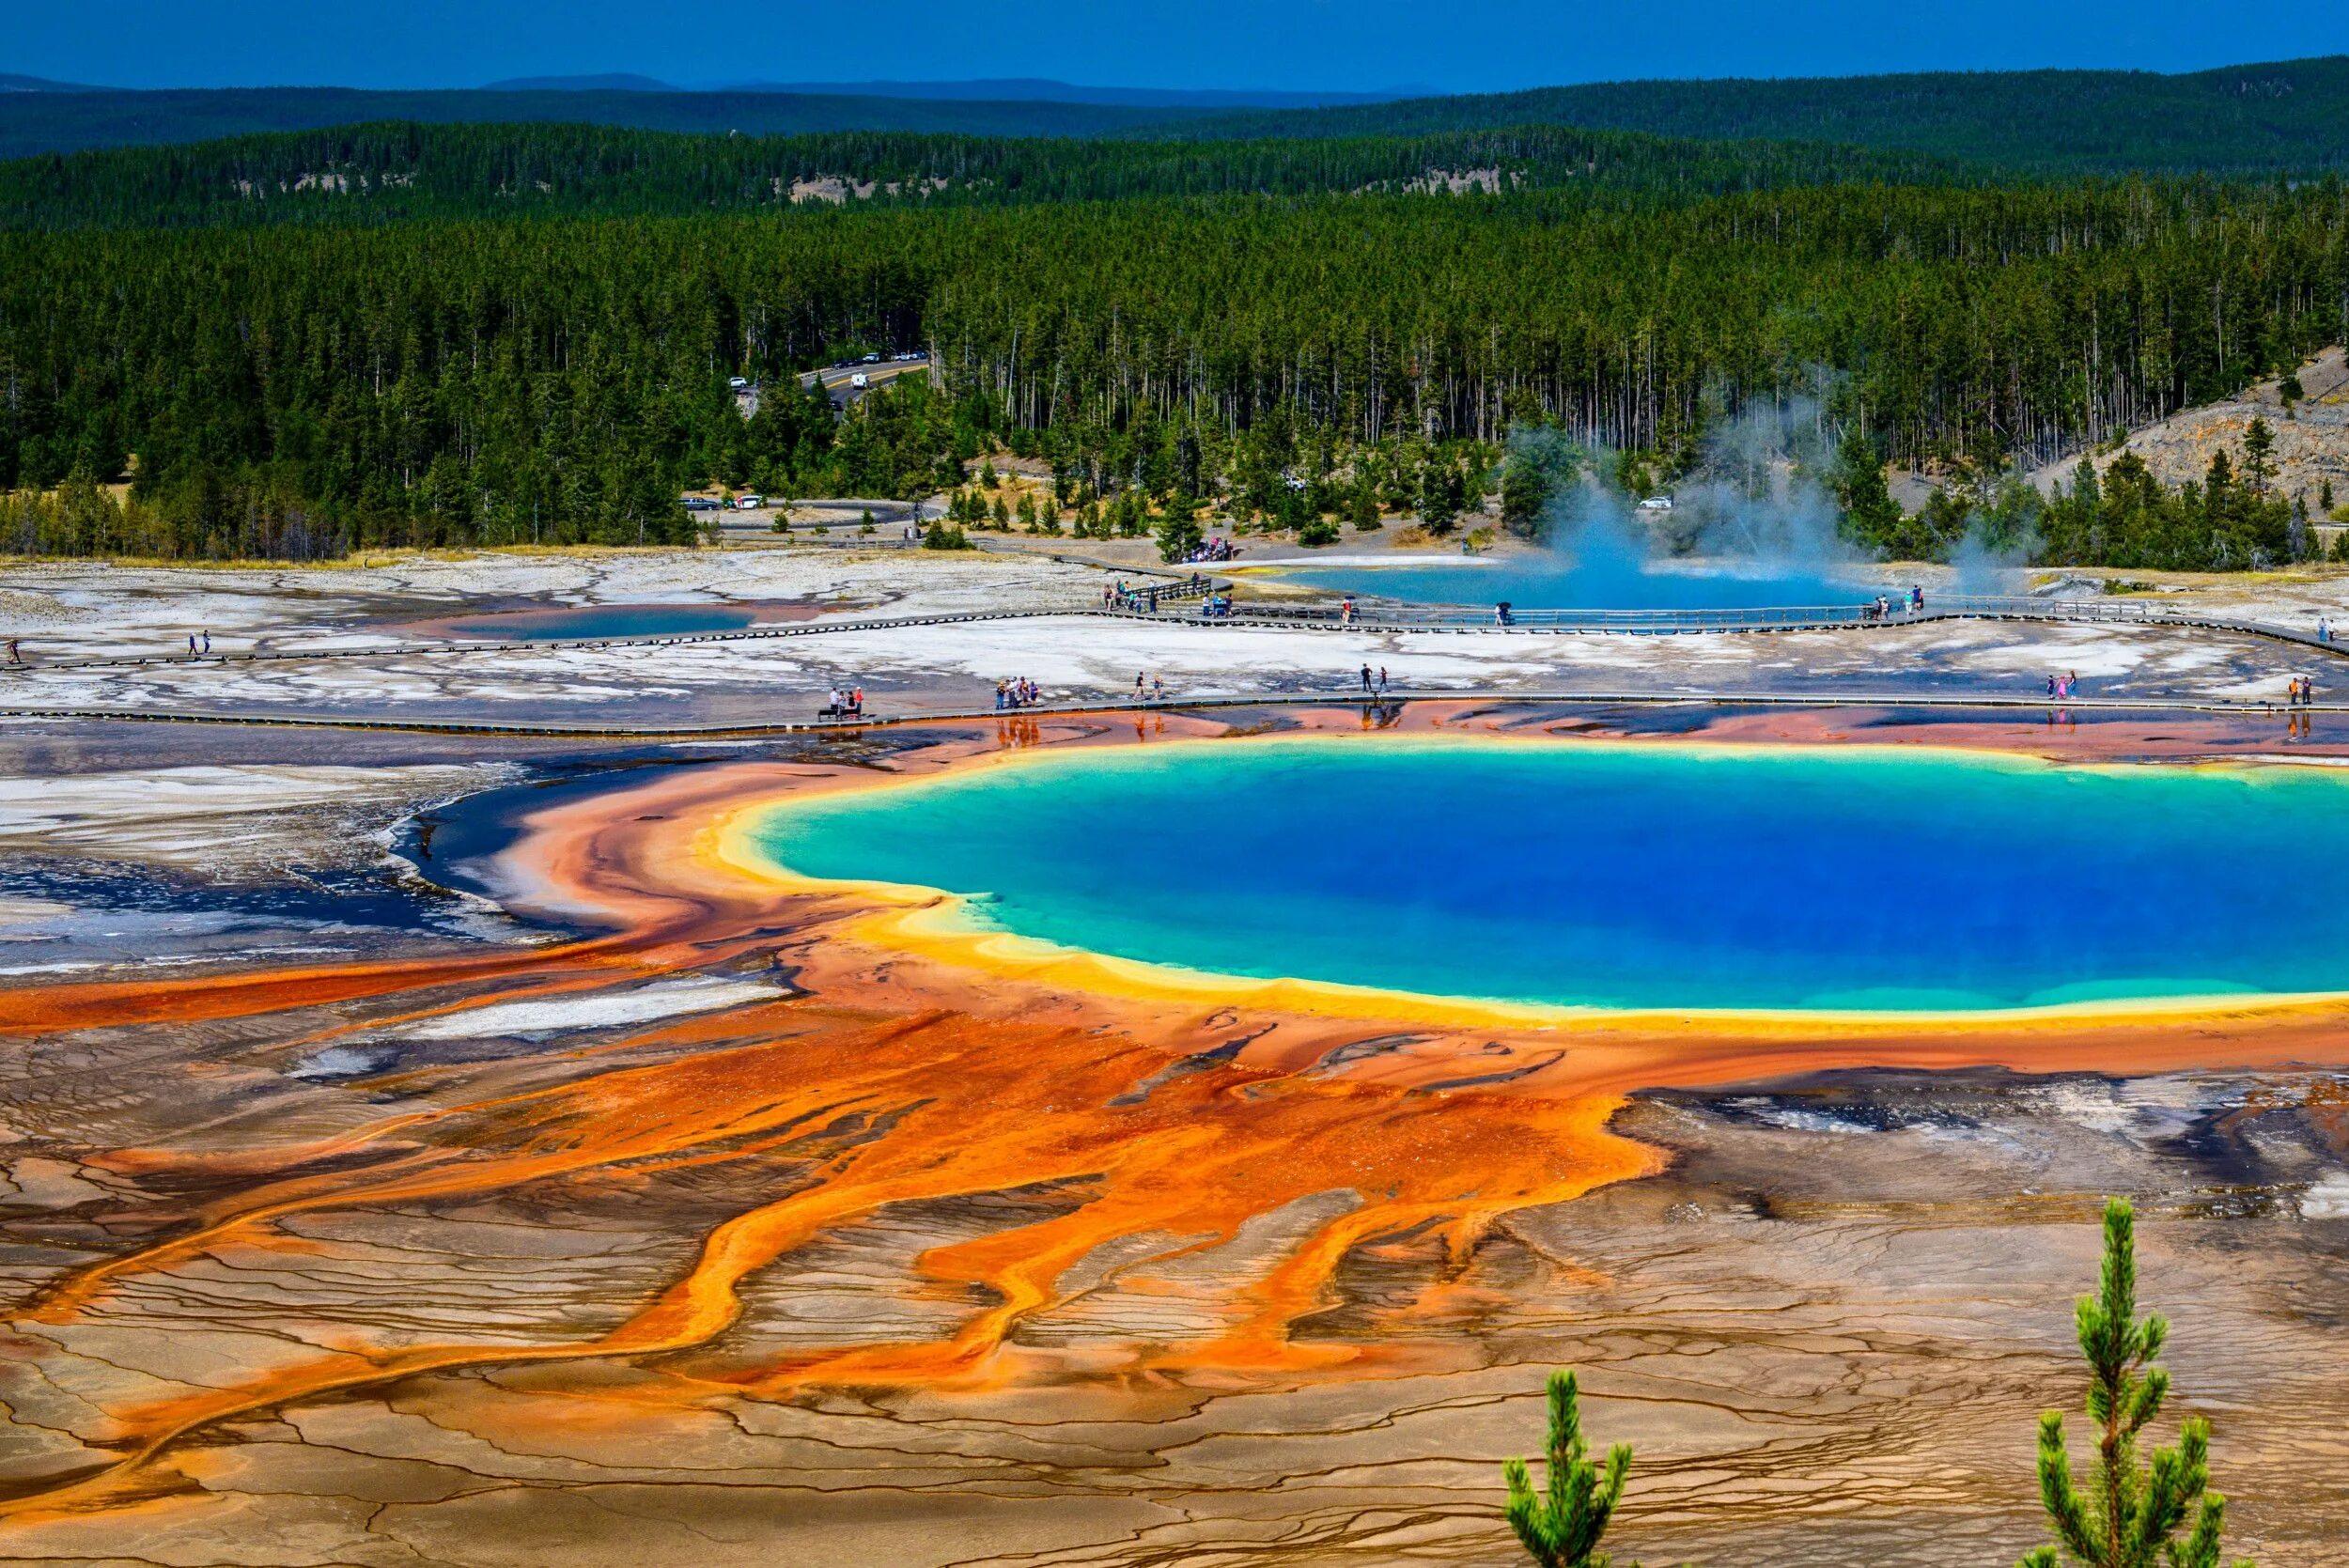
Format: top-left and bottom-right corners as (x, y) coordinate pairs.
(1377, 665), (1390, 694)
(5, 639), (19, 665)
(1360, 663), (1373, 693)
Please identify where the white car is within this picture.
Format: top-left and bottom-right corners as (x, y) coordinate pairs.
(737, 495), (764, 510)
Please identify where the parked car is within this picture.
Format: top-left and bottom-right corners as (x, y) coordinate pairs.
(737, 495), (764, 510)
(727, 376), (749, 391)
(680, 496), (719, 511)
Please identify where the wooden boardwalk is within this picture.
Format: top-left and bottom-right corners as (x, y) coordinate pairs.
(0, 592), (2340, 738)
(0, 688), (2336, 741)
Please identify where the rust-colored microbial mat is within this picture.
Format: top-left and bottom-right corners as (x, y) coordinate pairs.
(5, 706), (2348, 1566)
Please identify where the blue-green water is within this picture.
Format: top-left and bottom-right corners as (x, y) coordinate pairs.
(1267, 560), (1867, 610)
(754, 739), (2349, 1013)
(436, 604), (767, 641)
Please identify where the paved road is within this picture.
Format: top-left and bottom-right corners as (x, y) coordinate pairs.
(797, 356), (931, 409)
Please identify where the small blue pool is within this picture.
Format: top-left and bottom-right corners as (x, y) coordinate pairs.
(421, 603), (817, 642)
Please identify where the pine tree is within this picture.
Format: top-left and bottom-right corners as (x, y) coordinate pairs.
(2017, 1199), (2252, 1568)
(1503, 1370), (1640, 1568)
(1833, 427), (1904, 549)
(1154, 507), (1203, 563)
(2242, 419), (2277, 496)
(1419, 459), (1465, 534)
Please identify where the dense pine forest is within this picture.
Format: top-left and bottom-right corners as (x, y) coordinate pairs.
(2, 120), (2345, 564)
(0, 121), (1964, 230)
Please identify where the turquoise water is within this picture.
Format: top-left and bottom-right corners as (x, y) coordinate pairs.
(435, 604), (769, 641)
(1267, 560), (1869, 609)
(753, 739), (2349, 1013)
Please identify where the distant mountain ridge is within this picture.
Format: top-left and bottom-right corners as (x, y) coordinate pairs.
(708, 78), (1419, 108)
(0, 87), (1203, 161)
(4, 58), (2349, 174)
(0, 73), (99, 93)
(1144, 55), (2349, 174)
(480, 73), (677, 93)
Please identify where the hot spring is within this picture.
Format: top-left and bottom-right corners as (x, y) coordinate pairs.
(748, 737), (2349, 1014)
(1255, 555), (1875, 610)
(416, 602), (818, 641)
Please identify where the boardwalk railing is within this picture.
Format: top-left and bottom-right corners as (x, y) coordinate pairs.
(1, 590), (2339, 680)
(1190, 591), (2346, 654)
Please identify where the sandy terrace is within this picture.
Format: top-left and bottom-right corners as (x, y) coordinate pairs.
(0, 613), (2317, 727)
(0, 550), (2343, 726)
(0, 549), (1104, 660)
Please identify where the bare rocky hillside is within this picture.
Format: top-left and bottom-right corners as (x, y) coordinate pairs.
(2025, 347), (2349, 516)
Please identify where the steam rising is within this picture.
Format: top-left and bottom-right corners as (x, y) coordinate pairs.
(1506, 395), (1870, 610)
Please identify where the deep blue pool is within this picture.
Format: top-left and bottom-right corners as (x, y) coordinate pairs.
(751, 737), (2349, 1013)
(1261, 558), (1877, 610)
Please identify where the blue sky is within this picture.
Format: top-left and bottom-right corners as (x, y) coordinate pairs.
(13, 0), (2348, 92)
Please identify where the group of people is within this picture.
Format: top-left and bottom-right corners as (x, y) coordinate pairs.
(1132, 672), (1168, 701)
(1107, 574), (1219, 614)
(1861, 587), (1925, 622)
(1357, 663), (1393, 694)
(186, 630), (211, 655)
(2287, 675), (2321, 706)
(1180, 536), (1237, 564)
(819, 686), (865, 718)
(2044, 670), (2083, 699)
(995, 677), (1046, 709)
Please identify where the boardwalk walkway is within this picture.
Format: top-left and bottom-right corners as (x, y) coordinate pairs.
(2, 593), (2343, 676)
(0, 688), (2338, 741)
(1, 592), (2341, 737)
